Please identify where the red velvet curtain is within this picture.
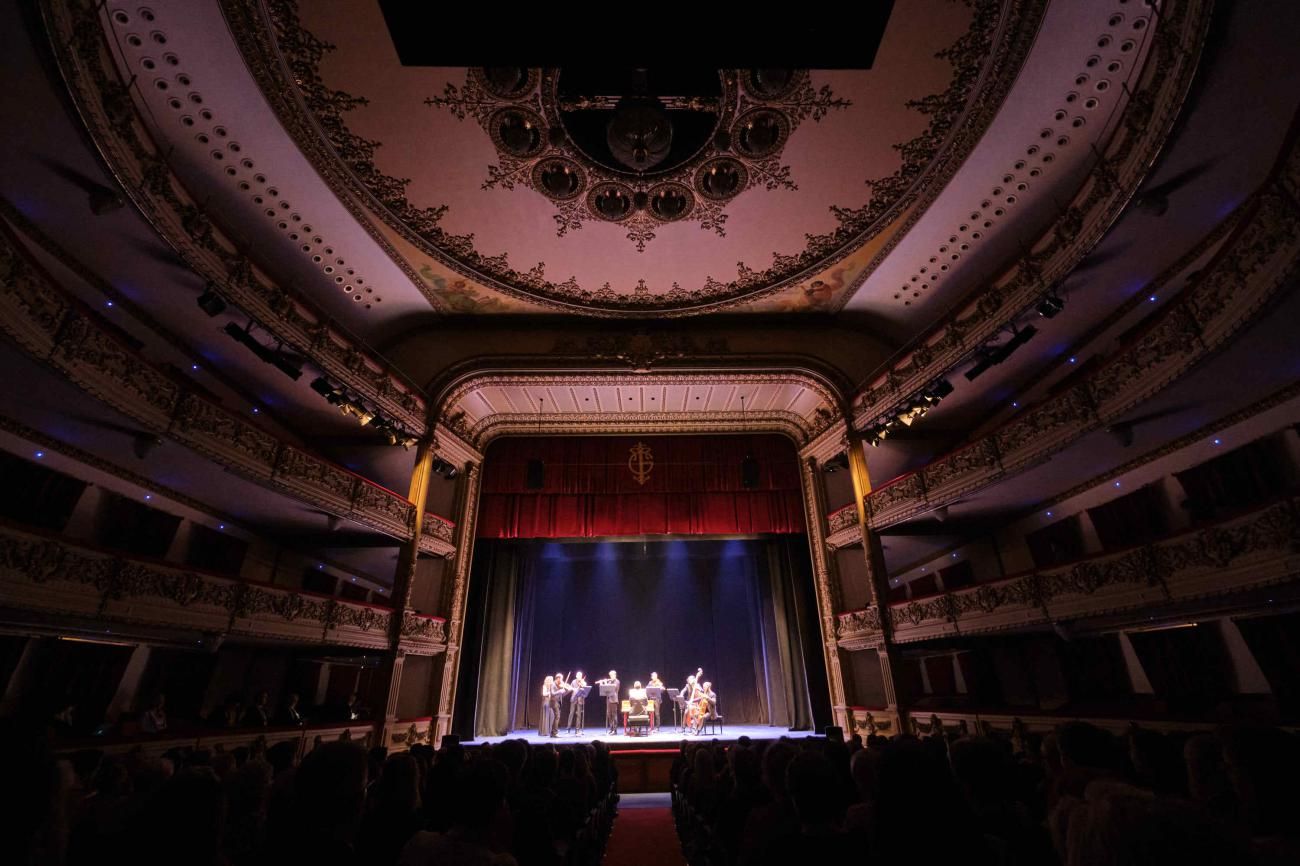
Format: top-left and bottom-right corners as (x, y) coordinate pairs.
(476, 435), (806, 538)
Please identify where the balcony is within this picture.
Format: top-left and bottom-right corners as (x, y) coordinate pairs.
(0, 521), (447, 654)
(836, 495), (1300, 648)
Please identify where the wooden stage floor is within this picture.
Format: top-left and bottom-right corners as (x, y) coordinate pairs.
(464, 723), (820, 748)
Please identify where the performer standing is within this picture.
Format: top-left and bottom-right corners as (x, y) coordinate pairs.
(553, 671), (570, 733)
(567, 671), (589, 734)
(595, 670), (620, 735)
(541, 675), (560, 738)
(648, 672), (664, 732)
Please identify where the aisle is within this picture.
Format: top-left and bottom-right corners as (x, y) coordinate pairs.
(602, 793), (688, 866)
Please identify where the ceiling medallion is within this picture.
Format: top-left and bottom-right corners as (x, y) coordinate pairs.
(425, 68), (849, 251)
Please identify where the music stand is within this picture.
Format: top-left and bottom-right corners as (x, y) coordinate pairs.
(667, 688), (682, 732)
(571, 685), (591, 733)
(646, 687), (663, 732)
(599, 683), (619, 734)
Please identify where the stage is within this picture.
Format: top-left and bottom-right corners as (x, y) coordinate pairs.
(463, 724), (821, 748)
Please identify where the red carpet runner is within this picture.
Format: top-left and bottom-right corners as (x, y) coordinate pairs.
(602, 793), (688, 866)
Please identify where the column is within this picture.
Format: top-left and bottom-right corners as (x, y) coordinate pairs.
(105, 644), (152, 723)
(845, 431), (909, 734)
(434, 459), (483, 746)
(378, 437), (436, 749)
(798, 455), (854, 732)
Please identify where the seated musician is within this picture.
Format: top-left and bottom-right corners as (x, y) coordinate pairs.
(628, 680), (647, 714)
(648, 672), (664, 689)
(700, 681), (717, 718)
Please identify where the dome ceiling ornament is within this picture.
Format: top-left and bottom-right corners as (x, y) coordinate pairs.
(224, 0), (1045, 315)
(424, 67), (850, 251)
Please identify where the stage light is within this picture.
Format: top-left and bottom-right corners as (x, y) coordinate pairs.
(223, 322), (302, 379)
(822, 452), (849, 473)
(1069, 356), (1077, 364)
(931, 379), (954, 399)
(896, 409), (917, 426)
(1036, 294), (1065, 318)
(311, 377), (346, 406)
(34, 450), (45, 459)
(198, 285), (228, 317)
(965, 325), (1037, 380)
(1212, 437), (1222, 446)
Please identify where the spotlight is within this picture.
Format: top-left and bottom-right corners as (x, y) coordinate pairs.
(197, 285), (228, 317)
(223, 322), (302, 379)
(310, 377), (345, 405)
(930, 379), (954, 399)
(822, 452), (849, 473)
(339, 402), (375, 426)
(1036, 294), (1065, 318)
(399, 436), (420, 451)
(896, 409), (917, 427)
(431, 457), (459, 478)
(964, 325), (1038, 381)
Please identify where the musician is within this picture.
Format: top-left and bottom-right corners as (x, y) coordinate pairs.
(552, 672), (571, 734)
(540, 675), (561, 738)
(595, 670), (620, 735)
(682, 667), (703, 701)
(566, 671), (588, 733)
(628, 681), (647, 716)
(700, 681), (717, 725)
(647, 672), (664, 730)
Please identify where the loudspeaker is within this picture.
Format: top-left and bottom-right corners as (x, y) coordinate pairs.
(525, 458), (544, 490)
(741, 456), (759, 489)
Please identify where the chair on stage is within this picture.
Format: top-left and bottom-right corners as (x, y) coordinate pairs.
(701, 697), (723, 735)
(622, 698), (654, 736)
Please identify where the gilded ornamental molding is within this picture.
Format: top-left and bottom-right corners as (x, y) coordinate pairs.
(863, 163), (1300, 529)
(38, 0), (426, 432)
(0, 522), (451, 652)
(836, 496), (1300, 648)
(0, 229), (455, 552)
(851, 0), (1213, 423)
(825, 503), (862, 551)
(225, 0), (1046, 315)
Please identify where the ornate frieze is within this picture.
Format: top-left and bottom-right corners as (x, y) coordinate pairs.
(826, 504), (859, 538)
(38, 0), (425, 432)
(864, 160), (1300, 529)
(0, 523), (400, 649)
(399, 611), (448, 656)
(0, 230), (454, 553)
(863, 497), (1300, 644)
(225, 0), (1044, 315)
(852, 0), (1213, 424)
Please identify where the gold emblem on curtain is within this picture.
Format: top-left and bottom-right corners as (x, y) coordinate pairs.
(628, 441), (654, 485)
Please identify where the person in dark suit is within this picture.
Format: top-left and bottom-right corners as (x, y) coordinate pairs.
(595, 670), (620, 735)
(282, 692), (306, 725)
(567, 671), (588, 733)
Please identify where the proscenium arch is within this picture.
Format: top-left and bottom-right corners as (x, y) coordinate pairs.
(426, 363), (853, 743)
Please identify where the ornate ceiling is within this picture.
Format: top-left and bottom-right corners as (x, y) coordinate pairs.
(225, 0), (1044, 315)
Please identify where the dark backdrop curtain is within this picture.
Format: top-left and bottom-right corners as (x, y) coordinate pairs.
(457, 537), (823, 737)
(477, 435), (805, 538)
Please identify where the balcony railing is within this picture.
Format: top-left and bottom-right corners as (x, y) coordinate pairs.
(0, 521), (447, 654)
(836, 496), (1300, 648)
